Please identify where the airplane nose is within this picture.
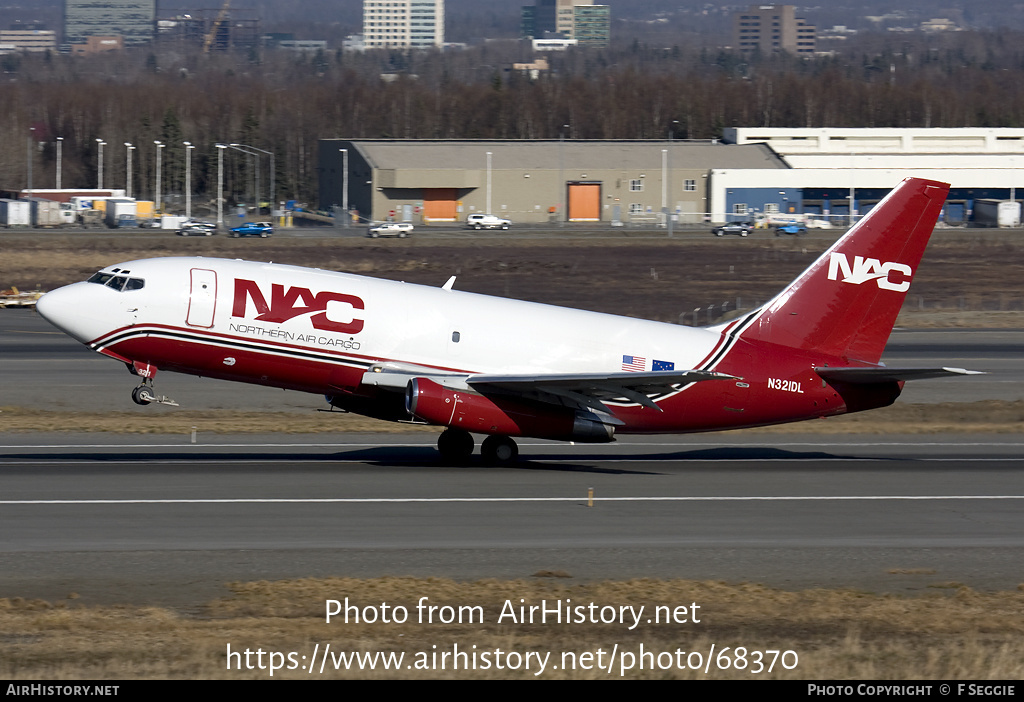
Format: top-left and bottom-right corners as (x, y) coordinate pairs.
(35, 283), (101, 344)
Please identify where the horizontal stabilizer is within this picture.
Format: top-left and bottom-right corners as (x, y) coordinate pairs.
(814, 366), (984, 384)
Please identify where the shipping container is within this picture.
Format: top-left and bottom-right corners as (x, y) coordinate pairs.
(974, 199), (1022, 228)
(160, 215), (189, 230)
(29, 198), (66, 227)
(105, 199), (138, 228)
(0, 199), (31, 227)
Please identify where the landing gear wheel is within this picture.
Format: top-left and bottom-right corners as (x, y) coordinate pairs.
(437, 428), (474, 463)
(132, 385), (156, 405)
(481, 435), (519, 465)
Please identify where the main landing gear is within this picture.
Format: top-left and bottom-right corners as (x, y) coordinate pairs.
(436, 428), (520, 465)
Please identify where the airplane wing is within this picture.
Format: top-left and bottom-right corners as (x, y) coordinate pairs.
(468, 369), (736, 414)
(814, 366), (984, 384)
(361, 364), (735, 415)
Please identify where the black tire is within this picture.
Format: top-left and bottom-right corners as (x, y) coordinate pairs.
(132, 385), (155, 405)
(437, 428), (474, 463)
(481, 435), (519, 465)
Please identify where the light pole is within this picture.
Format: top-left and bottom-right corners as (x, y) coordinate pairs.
(558, 123), (569, 225)
(230, 143), (274, 218)
(96, 139), (105, 189)
(339, 148), (349, 226)
(154, 140), (165, 213)
(27, 126), (35, 201)
(667, 120), (678, 238)
(486, 150), (493, 215)
(216, 144), (227, 228)
(56, 136), (63, 189)
(226, 144), (260, 218)
(125, 142), (135, 198)
(661, 148), (667, 229)
(184, 141), (195, 219)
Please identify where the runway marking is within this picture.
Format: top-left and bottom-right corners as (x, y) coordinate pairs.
(3, 441), (1024, 449)
(3, 495), (1024, 505)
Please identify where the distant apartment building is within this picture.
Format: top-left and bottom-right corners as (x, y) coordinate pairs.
(70, 35), (124, 55)
(733, 4), (815, 55)
(0, 30), (57, 53)
(521, 0), (609, 47)
(64, 0), (156, 47)
(363, 0), (444, 49)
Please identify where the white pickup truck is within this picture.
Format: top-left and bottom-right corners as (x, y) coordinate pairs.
(465, 214), (512, 230)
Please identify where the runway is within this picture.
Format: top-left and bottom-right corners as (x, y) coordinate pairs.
(2, 310), (1023, 606)
(2, 310), (1022, 411)
(2, 433), (1023, 606)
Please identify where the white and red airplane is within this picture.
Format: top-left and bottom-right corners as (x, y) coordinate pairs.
(37, 177), (977, 463)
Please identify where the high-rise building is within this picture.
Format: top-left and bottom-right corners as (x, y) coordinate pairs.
(521, 1), (609, 47)
(363, 0), (444, 49)
(64, 0), (156, 47)
(733, 4), (815, 55)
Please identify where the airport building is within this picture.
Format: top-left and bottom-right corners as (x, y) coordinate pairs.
(320, 129), (1024, 227)
(715, 127), (1024, 226)
(318, 139), (786, 225)
(64, 0), (157, 47)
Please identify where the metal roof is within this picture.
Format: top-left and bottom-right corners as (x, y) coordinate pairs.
(331, 139), (788, 171)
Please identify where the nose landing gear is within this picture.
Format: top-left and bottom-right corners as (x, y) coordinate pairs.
(128, 361), (179, 406)
(131, 381), (179, 406)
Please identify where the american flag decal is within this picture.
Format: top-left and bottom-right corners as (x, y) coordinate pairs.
(621, 355), (646, 372)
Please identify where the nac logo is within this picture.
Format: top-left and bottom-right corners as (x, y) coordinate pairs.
(827, 253), (913, 292)
(232, 278), (365, 334)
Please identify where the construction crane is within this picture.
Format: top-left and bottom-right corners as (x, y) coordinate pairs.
(203, 0), (231, 53)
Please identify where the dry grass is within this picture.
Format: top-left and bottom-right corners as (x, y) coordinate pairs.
(1, 577), (1022, 679)
(1, 400), (1022, 435)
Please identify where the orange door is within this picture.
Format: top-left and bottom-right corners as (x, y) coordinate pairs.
(568, 183), (601, 221)
(423, 188), (458, 221)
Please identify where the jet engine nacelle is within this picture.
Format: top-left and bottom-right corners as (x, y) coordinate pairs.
(406, 377), (615, 443)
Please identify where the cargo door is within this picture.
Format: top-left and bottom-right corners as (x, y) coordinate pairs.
(423, 188), (458, 221)
(186, 268), (218, 328)
(568, 183), (601, 221)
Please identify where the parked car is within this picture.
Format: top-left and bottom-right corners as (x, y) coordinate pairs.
(230, 221), (273, 238)
(712, 221), (754, 237)
(775, 223), (807, 236)
(367, 222), (414, 238)
(466, 213), (512, 230)
(177, 220), (216, 236)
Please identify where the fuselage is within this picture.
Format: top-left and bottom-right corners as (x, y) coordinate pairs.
(36, 255), (890, 435)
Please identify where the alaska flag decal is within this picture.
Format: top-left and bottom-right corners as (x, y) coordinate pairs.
(652, 359), (675, 371)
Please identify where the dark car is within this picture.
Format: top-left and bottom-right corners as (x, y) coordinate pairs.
(230, 221), (273, 238)
(177, 220), (216, 236)
(774, 222), (807, 236)
(712, 221), (754, 237)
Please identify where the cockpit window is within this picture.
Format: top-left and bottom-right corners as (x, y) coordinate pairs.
(87, 271), (144, 291)
(106, 276), (128, 291)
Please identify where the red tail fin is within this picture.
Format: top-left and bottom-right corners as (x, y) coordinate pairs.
(739, 177), (949, 364)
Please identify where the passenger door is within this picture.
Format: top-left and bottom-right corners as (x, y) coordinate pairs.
(186, 268), (218, 328)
